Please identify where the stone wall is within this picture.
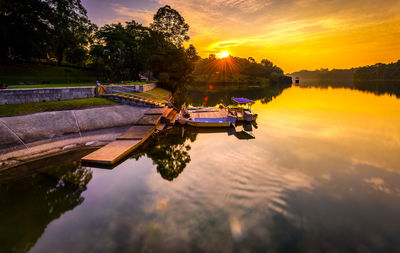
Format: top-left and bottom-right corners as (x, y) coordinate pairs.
(140, 83), (157, 92)
(0, 87), (95, 105)
(106, 83), (157, 94)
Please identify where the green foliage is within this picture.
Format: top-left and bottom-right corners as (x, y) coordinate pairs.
(0, 98), (118, 117)
(0, 0), (95, 65)
(91, 12), (197, 91)
(0, 0), (52, 62)
(150, 5), (190, 47)
(48, 0), (97, 66)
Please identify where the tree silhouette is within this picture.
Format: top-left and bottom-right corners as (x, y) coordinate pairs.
(150, 5), (190, 48)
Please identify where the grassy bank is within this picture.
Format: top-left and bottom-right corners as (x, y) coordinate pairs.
(0, 98), (118, 117)
(0, 63), (99, 85)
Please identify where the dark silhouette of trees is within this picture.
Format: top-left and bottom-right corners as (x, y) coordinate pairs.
(0, 0), (53, 62)
(48, 0), (96, 66)
(150, 5), (190, 48)
(0, 0), (95, 65)
(193, 55), (291, 85)
(289, 61), (400, 97)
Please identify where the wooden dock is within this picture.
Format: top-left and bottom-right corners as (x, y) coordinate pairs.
(117, 125), (155, 140)
(82, 107), (175, 165)
(81, 140), (142, 165)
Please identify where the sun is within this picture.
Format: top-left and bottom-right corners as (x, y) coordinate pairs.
(216, 51), (230, 58)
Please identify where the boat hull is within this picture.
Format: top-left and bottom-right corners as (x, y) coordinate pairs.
(185, 117), (232, 128)
(186, 121), (231, 127)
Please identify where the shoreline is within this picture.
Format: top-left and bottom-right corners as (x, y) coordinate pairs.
(0, 105), (151, 170)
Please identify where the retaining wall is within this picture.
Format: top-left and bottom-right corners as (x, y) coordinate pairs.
(106, 83), (157, 93)
(0, 83), (157, 105)
(0, 105), (149, 147)
(0, 87), (95, 105)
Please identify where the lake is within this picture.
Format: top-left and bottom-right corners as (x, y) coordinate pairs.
(1, 85), (400, 252)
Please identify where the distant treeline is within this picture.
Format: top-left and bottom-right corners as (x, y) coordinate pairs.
(288, 68), (356, 86)
(354, 60), (400, 82)
(289, 60), (400, 97)
(290, 60), (400, 83)
(193, 56), (292, 86)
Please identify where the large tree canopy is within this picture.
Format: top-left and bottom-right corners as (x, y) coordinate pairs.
(0, 0), (52, 62)
(150, 5), (190, 48)
(0, 0), (95, 65)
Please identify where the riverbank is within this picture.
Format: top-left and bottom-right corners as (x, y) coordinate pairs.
(0, 105), (150, 170)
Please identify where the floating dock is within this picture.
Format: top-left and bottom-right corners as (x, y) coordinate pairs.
(81, 107), (172, 165)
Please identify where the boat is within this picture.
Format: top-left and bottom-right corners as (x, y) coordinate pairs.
(228, 97), (258, 122)
(178, 104), (237, 127)
(185, 117), (235, 127)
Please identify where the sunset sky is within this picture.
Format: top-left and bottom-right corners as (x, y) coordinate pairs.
(82, 0), (400, 73)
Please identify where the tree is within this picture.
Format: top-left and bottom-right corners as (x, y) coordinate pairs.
(185, 44), (200, 63)
(0, 0), (53, 62)
(150, 5), (189, 47)
(48, 0), (96, 66)
(91, 21), (158, 81)
(0, 0), (95, 65)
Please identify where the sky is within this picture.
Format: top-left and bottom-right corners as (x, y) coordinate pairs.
(81, 0), (400, 73)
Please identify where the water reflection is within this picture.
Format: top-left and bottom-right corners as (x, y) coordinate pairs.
(132, 127), (197, 181)
(2, 85), (400, 252)
(170, 82), (291, 109)
(296, 79), (400, 98)
(0, 151), (92, 253)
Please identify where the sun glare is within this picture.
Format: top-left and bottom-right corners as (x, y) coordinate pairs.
(216, 51), (230, 58)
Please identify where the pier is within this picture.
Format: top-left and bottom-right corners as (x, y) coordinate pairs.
(81, 107), (175, 165)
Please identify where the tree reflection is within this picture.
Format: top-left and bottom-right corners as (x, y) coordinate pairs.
(185, 83), (291, 107)
(296, 80), (400, 98)
(132, 127), (197, 181)
(0, 150), (92, 253)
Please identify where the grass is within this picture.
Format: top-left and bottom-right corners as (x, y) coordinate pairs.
(0, 98), (119, 117)
(0, 63), (99, 85)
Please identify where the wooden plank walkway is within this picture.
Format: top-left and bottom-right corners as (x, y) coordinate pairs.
(135, 114), (162, 125)
(156, 123), (166, 131)
(117, 125), (155, 140)
(81, 107), (175, 165)
(145, 107), (167, 115)
(81, 140), (142, 165)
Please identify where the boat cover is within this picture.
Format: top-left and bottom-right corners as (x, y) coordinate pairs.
(232, 97), (255, 104)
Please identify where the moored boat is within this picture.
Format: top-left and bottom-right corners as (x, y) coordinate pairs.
(228, 97), (258, 122)
(178, 104), (237, 127)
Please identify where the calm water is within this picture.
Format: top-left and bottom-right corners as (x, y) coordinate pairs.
(1, 86), (400, 252)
